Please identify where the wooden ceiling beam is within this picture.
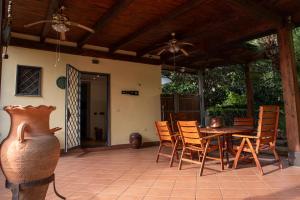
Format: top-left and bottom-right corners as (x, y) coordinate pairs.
(109, 0), (204, 54)
(10, 37), (161, 65)
(40, 0), (62, 43)
(227, 0), (282, 26)
(77, 0), (134, 48)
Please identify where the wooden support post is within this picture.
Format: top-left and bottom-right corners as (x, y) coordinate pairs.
(244, 63), (254, 118)
(278, 21), (300, 166)
(0, 0), (4, 98)
(198, 69), (205, 126)
(174, 94), (179, 113)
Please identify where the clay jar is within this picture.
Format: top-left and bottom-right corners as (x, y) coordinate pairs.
(0, 105), (61, 200)
(129, 132), (142, 149)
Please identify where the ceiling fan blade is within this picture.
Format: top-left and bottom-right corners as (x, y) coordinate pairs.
(60, 31), (66, 41)
(178, 42), (194, 46)
(180, 48), (189, 56)
(157, 48), (166, 56)
(24, 20), (53, 28)
(69, 21), (95, 33)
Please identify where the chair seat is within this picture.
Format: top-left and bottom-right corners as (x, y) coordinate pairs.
(186, 143), (219, 152)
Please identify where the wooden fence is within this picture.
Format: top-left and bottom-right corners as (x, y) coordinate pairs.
(161, 94), (201, 122)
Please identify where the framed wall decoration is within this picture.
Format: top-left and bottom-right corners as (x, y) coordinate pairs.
(15, 65), (42, 96)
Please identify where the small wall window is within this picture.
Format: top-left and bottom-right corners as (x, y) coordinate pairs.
(15, 65), (42, 96)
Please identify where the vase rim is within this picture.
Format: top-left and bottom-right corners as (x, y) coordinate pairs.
(4, 105), (56, 112)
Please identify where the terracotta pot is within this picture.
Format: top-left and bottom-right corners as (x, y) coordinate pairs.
(0, 105), (61, 200)
(129, 133), (142, 149)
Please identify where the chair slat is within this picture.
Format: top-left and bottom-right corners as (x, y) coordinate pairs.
(261, 118), (276, 125)
(184, 137), (201, 144)
(234, 118), (254, 127)
(262, 106), (278, 112)
(180, 126), (199, 133)
(181, 132), (200, 139)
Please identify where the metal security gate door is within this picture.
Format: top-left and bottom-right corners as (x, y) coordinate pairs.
(65, 64), (81, 152)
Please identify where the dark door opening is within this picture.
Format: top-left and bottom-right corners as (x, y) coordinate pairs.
(80, 73), (109, 147)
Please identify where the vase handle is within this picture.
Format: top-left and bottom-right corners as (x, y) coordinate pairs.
(49, 127), (62, 134)
(17, 122), (29, 143)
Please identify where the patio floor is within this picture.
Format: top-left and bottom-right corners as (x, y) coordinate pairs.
(0, 146), (300, 200)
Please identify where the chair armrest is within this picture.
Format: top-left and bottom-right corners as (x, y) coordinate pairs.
(232, 134), (258, 139)
(201, 133), (223, 140)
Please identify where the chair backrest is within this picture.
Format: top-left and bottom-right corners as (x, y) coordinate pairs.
(256, 105), (280, 147)
(177, 121), (203, 147)
(234, 117), (254, 127)
(155, 121), (175, 143)
(170, 112), (189, 132)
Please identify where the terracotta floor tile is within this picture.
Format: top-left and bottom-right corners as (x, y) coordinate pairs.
(117, 194), (143, 200)
(220, 189), (250, 198)
(146, 187), (173, 197)
(0, 147), (298, 200)
(122, 186), (150, 196)
(170, 188), (196, 198)
(143, 197), (169, 200)
(196, 188), (222, 198)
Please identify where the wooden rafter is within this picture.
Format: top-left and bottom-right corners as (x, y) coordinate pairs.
(10, 37), (161, 65)
(109, 0), (204, 54)
(77, 0), (134, 48)
(40, 0), (62, 43)
(227, 0), (282, 26)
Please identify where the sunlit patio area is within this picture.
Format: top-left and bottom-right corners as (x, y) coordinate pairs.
(1, 147), (299, 200)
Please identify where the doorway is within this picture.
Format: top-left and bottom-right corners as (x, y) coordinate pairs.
(80, 72), (109, 147)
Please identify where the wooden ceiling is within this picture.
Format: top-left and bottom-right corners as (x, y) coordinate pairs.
(7, 0), (300, 68)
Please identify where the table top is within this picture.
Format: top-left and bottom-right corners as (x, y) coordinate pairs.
(199, 126), (255, 134)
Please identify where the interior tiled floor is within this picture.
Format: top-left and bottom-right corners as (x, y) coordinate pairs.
(1, 146), (300, 200)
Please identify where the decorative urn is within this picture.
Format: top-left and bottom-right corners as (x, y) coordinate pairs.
(0, 105), (63, 200)
(129, 132), (142, 149)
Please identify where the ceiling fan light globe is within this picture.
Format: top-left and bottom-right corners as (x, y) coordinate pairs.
(52, 23), (69, 32)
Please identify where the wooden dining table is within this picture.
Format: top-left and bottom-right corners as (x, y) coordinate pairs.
(199, 126), (255, 166)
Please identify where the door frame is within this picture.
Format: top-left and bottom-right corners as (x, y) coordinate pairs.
(66, 67), (111, 148)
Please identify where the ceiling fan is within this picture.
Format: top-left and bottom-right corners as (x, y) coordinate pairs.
(24, 6), (95, 41)
(157, 32), (194, 56)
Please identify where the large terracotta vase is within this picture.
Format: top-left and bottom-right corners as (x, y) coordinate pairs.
(0, 105), (61, 200)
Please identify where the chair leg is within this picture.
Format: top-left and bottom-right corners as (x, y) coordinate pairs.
(178, 147), (185, 170)
(271, 145), (283, 170)
(246, 138), (264, 175)
(156, 144), (162, 163)
(233, 138), (246, 169)
(169, 139), (179, 167)
(217, 136), (224, 171)
(199, 140), (210, 176)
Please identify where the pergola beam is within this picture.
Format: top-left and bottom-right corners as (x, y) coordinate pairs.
(227, 0), (282, 26)
(40, 0), (61, 43)
(109, 0), (204, 54)
(10, 37), (161, 65)
(77, 0), (134, 48)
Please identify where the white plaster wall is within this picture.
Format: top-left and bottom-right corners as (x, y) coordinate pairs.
(0, 46), (161, 148)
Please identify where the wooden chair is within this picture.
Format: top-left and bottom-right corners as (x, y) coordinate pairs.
(234, 117), (254, 127)
(169, 112), (189, 133)
(232, 105), (283, 175)
(155, 121), (181, 167)
(177, 121), (224, 176)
